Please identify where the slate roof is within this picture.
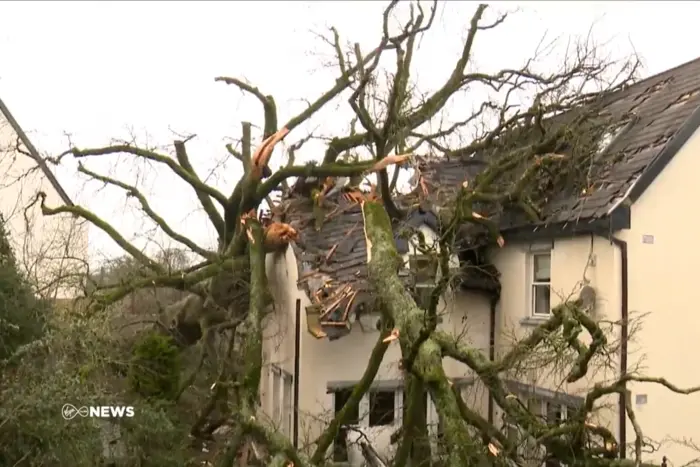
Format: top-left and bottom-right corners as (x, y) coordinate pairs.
(416, 56), (700, 233)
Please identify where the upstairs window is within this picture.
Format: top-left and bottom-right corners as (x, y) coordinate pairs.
(409, 254), (438, 309)
(531, 252), (551, 316)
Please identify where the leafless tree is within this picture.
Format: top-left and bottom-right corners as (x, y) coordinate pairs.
(11, 2), (700, 466)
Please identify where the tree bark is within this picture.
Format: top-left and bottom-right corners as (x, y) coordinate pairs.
(360, 200), (485, 466)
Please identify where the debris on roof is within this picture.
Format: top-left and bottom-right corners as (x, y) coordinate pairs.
(417, 57), (700, 232)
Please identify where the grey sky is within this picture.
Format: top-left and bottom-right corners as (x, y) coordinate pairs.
(0, 1), (698, 263)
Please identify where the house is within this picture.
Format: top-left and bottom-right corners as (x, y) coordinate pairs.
(261, 55), (700, 466)
(0, 97), (88, 299)
(413, 55), (700, 465)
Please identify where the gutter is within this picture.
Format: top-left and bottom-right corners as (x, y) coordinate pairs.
(293, 299), (301, 448)
(597, 232), (628, 458)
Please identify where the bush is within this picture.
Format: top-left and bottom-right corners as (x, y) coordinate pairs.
(0, 317), (194, 466)
(128, 332), (181, 400)
(0, 214), (50, 361)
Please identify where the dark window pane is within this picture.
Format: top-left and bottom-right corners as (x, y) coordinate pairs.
(333, 388), (358, 462)
(369, 391), (395, 426)
(333, 388), (359, 423)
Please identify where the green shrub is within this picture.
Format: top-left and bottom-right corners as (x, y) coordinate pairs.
(128, 332), (181, 400)
(0, 214), (50, 361)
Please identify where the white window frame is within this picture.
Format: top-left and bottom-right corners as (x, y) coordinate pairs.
(530, 250), (552, 317)
(331, 386), (439, 430)
(541, 400), (569, 423)
(269, 365), (293, 437)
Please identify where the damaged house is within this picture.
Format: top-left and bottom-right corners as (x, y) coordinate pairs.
(260, 55), (700, 466)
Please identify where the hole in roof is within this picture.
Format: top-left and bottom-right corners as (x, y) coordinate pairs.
(656, 131), (675, 143)
(596, 119), (633, 155)
(665, 88), (700, 111)
(628, 95), (650, 114)
(638, 77), (674, 99)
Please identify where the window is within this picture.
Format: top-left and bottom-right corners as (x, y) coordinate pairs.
(543, 400), (578, 424)
(270, 366), (293, 437)
(500, 391), (581, 467)
(542, 401), (578, 467)
(332, 388), (359, 462)
(410, 255), (438, 309)
(330, 383), (444, 460)
(369, 390), (396, 426)
(409, 255), (438, 286)
(531, 252), (551, 316)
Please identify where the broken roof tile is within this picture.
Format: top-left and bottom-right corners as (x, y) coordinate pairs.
(418, 56), (700, 229)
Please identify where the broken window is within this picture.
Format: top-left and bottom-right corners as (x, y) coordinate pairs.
(368, 390), (396, 426)
(531, 252), (551, 316)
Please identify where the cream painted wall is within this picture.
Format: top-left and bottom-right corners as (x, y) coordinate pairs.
(617, 124), (700, 465)
(0, 113), (88, 298)
(490, 234), (622, 436)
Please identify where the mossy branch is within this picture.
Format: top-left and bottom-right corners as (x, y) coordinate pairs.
(76, 162), (216, 260)
(66, 145), (228, 206)
(173, 140), (226, 240)
(36, 192), (164, 274)
(90, 256), (248, 309)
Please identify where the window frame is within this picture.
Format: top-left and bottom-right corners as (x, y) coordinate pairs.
(500, 393), (579, 467)
(530, 250), (552, 317)
(269, 365), (294, 437)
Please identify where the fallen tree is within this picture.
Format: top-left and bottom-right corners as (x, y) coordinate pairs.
(8, 1), (700, 466)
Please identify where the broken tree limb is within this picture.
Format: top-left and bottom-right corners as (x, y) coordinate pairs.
(214, 77), (278, 139)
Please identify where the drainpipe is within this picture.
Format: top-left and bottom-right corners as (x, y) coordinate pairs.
(293, 299), (301, 448)
(487, 293), (499, 424)
(600, 234), (628, 458)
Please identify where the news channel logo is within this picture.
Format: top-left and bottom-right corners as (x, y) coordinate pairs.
(61, 404), (135, 420)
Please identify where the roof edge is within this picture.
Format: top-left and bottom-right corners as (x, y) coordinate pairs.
(625, 103), (700, 204)
(501, 205), (630, 243)
(0, 96), (74, 206)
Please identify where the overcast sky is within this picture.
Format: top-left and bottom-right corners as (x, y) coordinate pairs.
(1, 1), (698, 264)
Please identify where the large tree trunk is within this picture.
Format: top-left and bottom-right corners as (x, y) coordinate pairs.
(361, 200), (486, 466)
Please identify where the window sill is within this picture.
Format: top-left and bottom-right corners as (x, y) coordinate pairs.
(520, 316), (551, 326)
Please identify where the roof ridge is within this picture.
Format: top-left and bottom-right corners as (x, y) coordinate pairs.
(629, 55), (700, 91)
